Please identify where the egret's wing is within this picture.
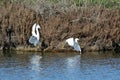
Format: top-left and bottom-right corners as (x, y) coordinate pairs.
(74, 42), (81, 52)
(29, 36), (40, 46)
(33, 39), (40, 46)
(66, 38), (74, 47)
(29, 36), (37, 44)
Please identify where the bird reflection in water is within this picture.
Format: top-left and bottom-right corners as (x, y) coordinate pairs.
(30, 54), (42, 71)
(66, 55), (81, 69)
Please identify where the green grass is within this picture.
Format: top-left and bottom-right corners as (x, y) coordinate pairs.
(48, 0), (120, 9)
(0, 0), (5, 6)
(0, 0), (120, 9)
(49, 0), (59, 3)
(79, 0), (119, 8)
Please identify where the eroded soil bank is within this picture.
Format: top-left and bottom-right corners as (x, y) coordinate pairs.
(0, 2), (120, 52)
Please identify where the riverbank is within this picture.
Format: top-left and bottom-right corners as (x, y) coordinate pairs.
(0, 1), (119, 52)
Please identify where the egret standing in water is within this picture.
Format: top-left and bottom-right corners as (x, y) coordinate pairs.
(29, 23), (41, 46)
(66, 38), (81, 54)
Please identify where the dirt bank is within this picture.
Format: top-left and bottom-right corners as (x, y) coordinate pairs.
(0, 2), (120, 52)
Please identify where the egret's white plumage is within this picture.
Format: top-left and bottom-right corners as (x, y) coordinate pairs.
(74, 38), (81, 52)
(66, 38), (74, 47)
(35, 24), (40, 40)
(29, 23), (41, 46)
(32, 23), (37, 37)
(66, 38), (81, 53)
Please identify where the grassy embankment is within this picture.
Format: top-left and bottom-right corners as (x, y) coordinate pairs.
(0, 0), (119, 52)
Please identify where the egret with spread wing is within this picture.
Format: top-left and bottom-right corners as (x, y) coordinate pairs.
(66, 38), (81, 54)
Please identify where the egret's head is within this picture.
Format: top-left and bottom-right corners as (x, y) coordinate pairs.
(36, 24), (41, 29)
(75, 38), (79, 41)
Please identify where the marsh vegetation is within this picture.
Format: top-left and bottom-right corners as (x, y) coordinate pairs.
(0, 0), (119, 52)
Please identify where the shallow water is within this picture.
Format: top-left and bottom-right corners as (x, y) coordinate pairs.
(0, 51), (120, 80)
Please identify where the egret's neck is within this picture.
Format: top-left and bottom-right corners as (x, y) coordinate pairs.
(36, 28), (40, 40)
(32, 24), (37, 36)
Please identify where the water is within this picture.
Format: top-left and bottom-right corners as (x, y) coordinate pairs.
(0, 51), (120, 80)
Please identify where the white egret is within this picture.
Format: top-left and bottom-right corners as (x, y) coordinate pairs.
(29, 23), (41, 46)
(66, 38), (81, 54)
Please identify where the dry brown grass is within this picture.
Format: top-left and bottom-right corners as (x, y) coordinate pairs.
(0, 2), (119, 51)
(0, 2), (43, 46)
(42, 6), (120, 51)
